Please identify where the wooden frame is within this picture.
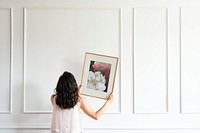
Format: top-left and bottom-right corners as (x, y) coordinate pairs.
(80, 52), (119, 99)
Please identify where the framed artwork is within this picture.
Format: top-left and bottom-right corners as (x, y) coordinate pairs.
(80, 52), (119, 99)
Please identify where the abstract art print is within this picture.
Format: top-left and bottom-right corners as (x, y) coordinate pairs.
(80, 52), (118, 99)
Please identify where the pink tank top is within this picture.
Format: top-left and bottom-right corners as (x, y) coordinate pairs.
(51, 97), (82, 133)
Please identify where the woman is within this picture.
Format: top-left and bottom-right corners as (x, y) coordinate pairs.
(51, 71), (113, 133)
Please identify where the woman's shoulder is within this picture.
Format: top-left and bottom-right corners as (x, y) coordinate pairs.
(50, 94), (56, 104)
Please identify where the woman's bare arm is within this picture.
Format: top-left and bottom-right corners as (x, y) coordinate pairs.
(80, 94), (113, 120)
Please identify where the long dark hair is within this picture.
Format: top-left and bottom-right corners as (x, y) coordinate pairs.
(55, 71), (79, 109)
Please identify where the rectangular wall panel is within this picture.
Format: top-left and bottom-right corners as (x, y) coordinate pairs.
(133, 8), (168, 113)
(0, 8), (12, 113)
(23, 8), (121, 113)
(181, 7), (200, 113)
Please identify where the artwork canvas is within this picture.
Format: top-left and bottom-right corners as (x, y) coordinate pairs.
(80, 52), (118, 99)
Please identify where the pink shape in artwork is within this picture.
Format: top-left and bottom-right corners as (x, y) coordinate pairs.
(92, 62), (111, 85)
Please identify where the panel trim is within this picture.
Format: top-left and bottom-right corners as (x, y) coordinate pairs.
(1, 123), (200, 130)
(23, 7), (122, 114)
(23, 7), (27, 114)
(132, 7), (169, 114)
(0, 8), (13, 114)
(179, 7), (200, 114)
(180, 7), (183, 114)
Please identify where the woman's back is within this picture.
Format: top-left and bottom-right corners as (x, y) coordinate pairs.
(50, 71), (113, 133)
(51, 96), (82, 133)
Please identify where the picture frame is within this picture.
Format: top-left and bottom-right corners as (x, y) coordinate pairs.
(80, 52), (119, 100)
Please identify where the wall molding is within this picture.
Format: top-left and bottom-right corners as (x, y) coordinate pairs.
(23, 7), (122, 114)
(0, 8), (13, 114)
(1, 123), (200, 130)
(132, 7), (169, 114)
(180, 7), (200, 114)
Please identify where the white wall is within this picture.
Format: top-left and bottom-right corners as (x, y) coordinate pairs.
(1, 0), (200, 132)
